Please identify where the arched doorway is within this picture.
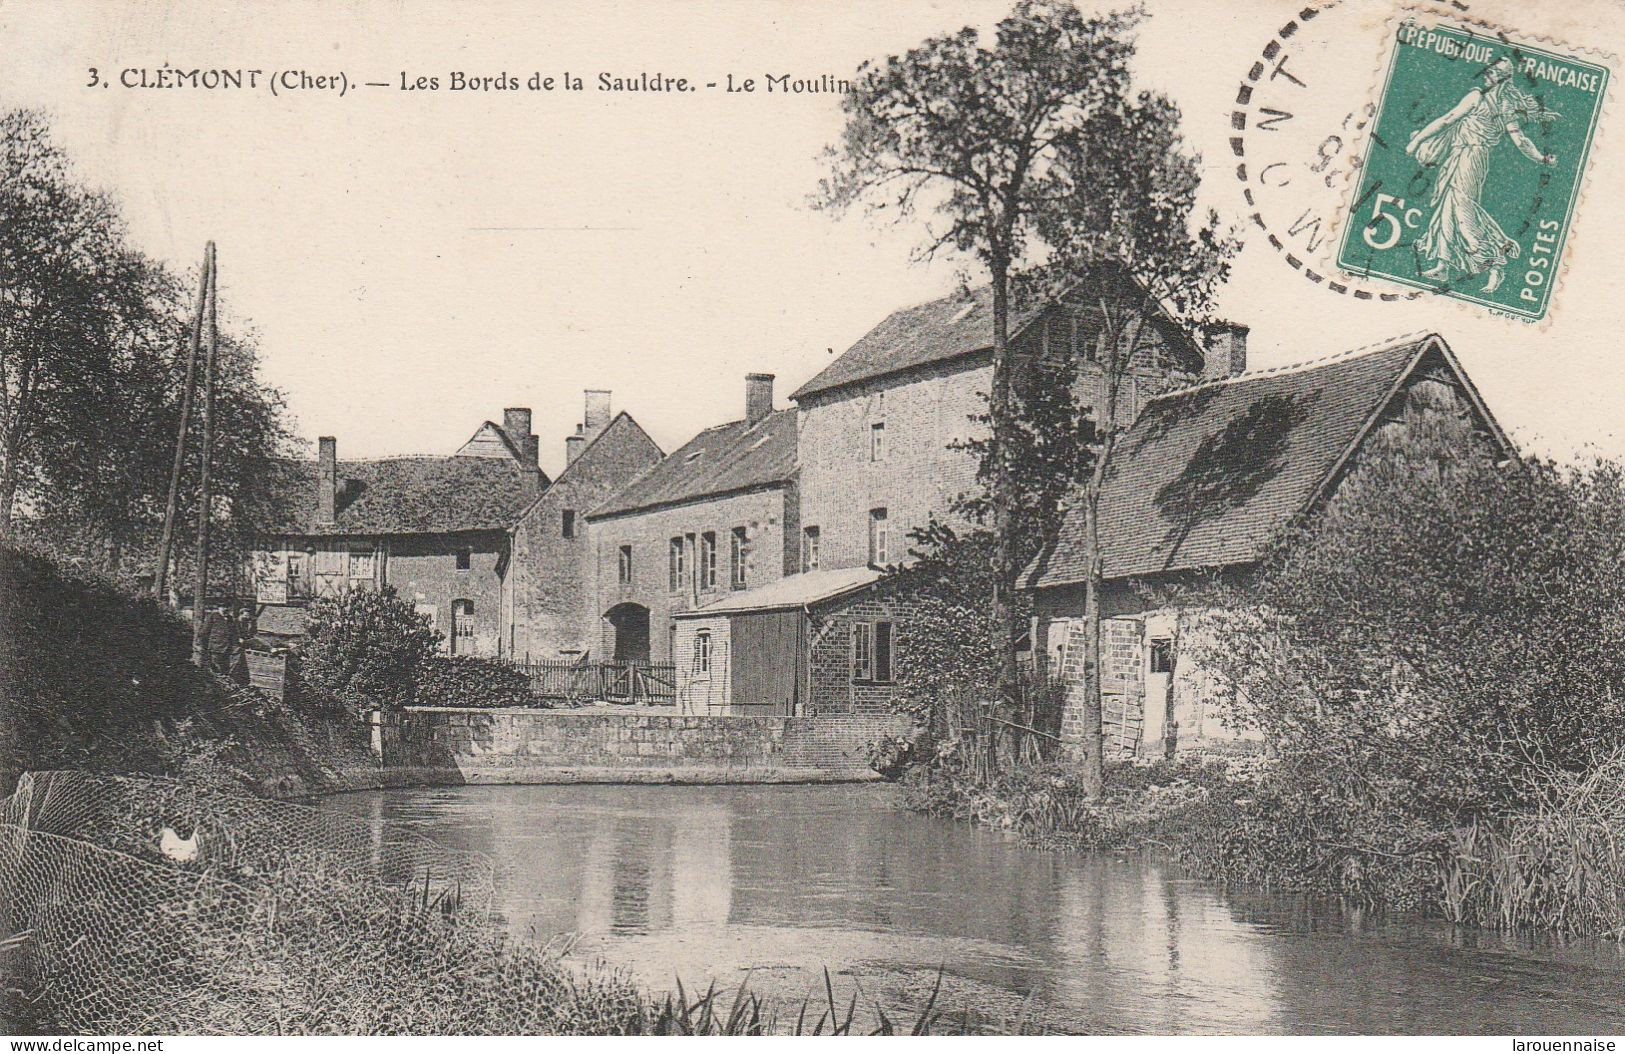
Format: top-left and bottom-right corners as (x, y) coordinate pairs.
(604, 602), (651, 663)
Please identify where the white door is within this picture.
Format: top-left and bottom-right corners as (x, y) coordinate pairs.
(1145, 636), (1173, 753)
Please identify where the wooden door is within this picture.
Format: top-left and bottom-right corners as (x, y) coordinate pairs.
(729, 610), (803, 716)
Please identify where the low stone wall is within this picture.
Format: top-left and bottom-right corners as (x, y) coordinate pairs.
(370, 708), (906, 785)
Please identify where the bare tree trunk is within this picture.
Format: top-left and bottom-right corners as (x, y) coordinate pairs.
(988, 252), (1019, 775)
(1078, 478), (1106, 795)
(190, 245), (219, 668)
(0, 476), (15, 535)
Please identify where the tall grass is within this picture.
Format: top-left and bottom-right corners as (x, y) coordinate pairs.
(1441, 754), (1625, 939)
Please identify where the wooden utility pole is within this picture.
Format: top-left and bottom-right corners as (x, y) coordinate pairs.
(153, 244), (212, 603)
(190, 244), (219, 668)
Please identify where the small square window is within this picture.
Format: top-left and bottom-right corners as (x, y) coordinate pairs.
(455, 548), (471, 571)
(1149, 638), (1173, 674)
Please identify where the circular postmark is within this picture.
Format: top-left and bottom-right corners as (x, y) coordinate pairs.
(1229, 0), (1602, 319)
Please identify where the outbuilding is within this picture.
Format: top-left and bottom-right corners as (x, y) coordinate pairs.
(672, 566), (911, 717)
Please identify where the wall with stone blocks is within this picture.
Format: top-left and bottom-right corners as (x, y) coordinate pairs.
(372, 708), (906, 783)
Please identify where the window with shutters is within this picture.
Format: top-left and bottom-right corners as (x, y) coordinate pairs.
(874, 620), (893, 683)
(852, 620), (895, 684)
(851, 622), (872, 682)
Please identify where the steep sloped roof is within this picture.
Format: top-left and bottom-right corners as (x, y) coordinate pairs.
(1020, 334), (1510, 588)
(674, 566), (883, 617)
(456, 420), (526, 460)
(590, 408), (796, 519)
(790, 265), (1205, 402)
(511, 411), (663, 522)
(264, 455), (543, 536)
(790, 285), (1042, 401)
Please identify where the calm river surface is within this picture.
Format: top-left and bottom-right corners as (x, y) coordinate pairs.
(323, 783), (1625, 1034)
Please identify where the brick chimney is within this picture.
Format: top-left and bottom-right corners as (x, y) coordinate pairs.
(503, 407), (538, 467)
(583, 390), (612, 439)
(565, 424), (585, 465)
(1201, 323), (1250, 382)
(317, 436), (337, 524)
(746, 373), (774, 424)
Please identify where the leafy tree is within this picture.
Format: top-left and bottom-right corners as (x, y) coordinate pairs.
(299, 587), (441, 711)
(1026, 85), (1238, 793)
(818, 0), (1139, 712)
(0, 108), (294, 587)
(1189, 447), (1625, 881)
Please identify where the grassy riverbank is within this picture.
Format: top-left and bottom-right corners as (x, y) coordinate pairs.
(0, 542), (380, 798)
(899, 752), (1625, 940)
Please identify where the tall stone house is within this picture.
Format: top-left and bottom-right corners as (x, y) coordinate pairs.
(252, 408), (547, 656)
(790, 269), (1244, 575)
(1019, 334), (1516, 757)
(666, 270), (1244, 717)
(585, 375), (798, 665)
(507, 392), (663, 660)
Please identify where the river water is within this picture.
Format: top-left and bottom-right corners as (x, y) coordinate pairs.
(322, 783), (1625, 1034)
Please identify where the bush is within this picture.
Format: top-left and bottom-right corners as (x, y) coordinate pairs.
(1179, 450), (1625, 930)
(413, 656), (535, 709)
(298, 587), (439, 711)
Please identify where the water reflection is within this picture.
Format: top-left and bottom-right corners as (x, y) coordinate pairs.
(323, 784), (1625, 1034)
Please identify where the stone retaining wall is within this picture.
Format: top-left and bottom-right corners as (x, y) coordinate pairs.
(370, 708), (906, 784)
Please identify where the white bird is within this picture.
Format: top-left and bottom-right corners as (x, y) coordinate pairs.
(159, 825), (200, 864)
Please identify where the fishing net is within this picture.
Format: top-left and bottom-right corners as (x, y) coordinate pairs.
(0, 771), (501, 1034)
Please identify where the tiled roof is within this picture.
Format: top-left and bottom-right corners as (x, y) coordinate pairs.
(789, 285), (1042, 401)
(263, 456), (543, 536)
(674, 566), (883, 617)
(790, 265), (1205, 402)
(590, 409), (796, 519)
(1021, 335), (1487, 588)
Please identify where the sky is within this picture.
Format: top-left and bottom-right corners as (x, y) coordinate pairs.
(4, 0), (1622, 479)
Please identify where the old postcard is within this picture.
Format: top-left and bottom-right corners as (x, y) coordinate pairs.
(3, 0), (1624, 1041)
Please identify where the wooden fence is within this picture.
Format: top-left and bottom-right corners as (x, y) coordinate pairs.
(499, 659), (677, 706)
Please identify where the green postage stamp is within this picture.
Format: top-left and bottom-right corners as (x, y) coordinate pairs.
(1336, 16), (1611, 320)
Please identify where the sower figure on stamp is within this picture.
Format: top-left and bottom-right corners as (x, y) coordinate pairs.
(1406, 54), (1559, 294)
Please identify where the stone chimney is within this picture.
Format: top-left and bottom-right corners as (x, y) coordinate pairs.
(1201, 323), (1250, 383)
(503, 407), (539, 467)
(583, 390), (612, 439)
(565, 424), (586, 465)
(746, 373), (774, 424)
(317, 436), (337, 524)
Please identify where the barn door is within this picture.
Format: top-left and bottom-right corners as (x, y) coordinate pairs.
(729, 610), (803, 716)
